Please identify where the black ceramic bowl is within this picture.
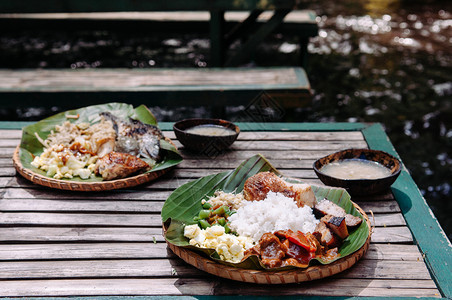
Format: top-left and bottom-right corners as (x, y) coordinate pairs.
(173, 118), (240, 153)
(313, 148), (401, 196)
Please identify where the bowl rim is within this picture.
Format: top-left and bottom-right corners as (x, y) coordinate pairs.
(313, 148), (402, 182)
(173, 118), (240, 137)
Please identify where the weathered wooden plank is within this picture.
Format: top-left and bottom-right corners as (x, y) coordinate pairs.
(0, 165), (363, 180)
(0, 198), (400, 214)
(356, 200), (400, 214)
(0, 174), (193, 189)
(371, 213), (406, 227)
(0, 211), (404, 227)
(0, 10), (316, 22)
(371, 226), (413, 243)
(231, 131), (364, 141)
(0, 278), (213, 297)
(0, 129), (364, 141)
(216, 278), (441, 297)
(0, 129), (21, 139)
(0, 243), (170, 260)
(0, 140), (367, 152)
(0, 212), (161, 226)
(0, 258), (433, 280)
(0, 259), (204, 279)
(1, 226), (412, 243)
(0, 174), (320, 188)
(0, 167), (15, 176)
(364, 244), (423, 261)
(0, 227), (166, 242)
(216, 280), (441, 298)
(1, 175), (395, 203)
(175, 149), (361, 160)
(0, 198), (165, 212)
(178, 158), (317, 169)
(0, 243), (423, 261)
(0, 177), (11, 187)
(176, 140), (368, 151)
(0, 167), (320, 179)
(0, 278), (440, 297)
(0, 158), (13, 167)
(0, 139), (18, 147)
(1, 187), (173, 200)
(0, 147), (16, 156)
(0, 68), (303, 90)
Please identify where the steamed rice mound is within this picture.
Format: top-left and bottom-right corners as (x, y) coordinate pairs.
(228, 191), (319, 243)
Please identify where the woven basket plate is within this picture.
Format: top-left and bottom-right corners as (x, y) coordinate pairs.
(13, 144), (175, 191)
(13, 103), (182, 191)
(166, 202), (371, 284)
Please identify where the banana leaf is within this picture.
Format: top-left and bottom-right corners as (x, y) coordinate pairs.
(162, 154), (369, 270)
(18, 102), (182, 182)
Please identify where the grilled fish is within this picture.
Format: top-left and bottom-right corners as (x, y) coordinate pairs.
(100, 112), (164, 161)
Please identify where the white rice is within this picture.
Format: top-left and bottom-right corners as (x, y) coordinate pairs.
(228, 191), (319, 243)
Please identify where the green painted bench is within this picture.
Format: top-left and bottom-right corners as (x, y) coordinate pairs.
(0, 67), (311, 115)
(0, 0), (318, 67)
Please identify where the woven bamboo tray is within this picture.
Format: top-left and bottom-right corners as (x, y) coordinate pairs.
(166, 202), (371, 284)
(12, 145), (174, 191)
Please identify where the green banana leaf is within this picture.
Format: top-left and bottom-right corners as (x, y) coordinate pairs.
(18, 102), (183, 182)
(162, 154), (369, 270)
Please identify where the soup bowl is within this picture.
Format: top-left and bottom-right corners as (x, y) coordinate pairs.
(313, 148), (401, 196)
(173, 118), (240, 153)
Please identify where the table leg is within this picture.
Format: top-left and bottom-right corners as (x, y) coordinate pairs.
(225, 9), (291, 67)
(209, 10), (225, 67)
(224, 9), (264, 47)
(299, 36), (309, 69)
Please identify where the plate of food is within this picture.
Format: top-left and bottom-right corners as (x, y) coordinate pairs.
(13, 102), (183, 191)
(162, 154), (371, 284)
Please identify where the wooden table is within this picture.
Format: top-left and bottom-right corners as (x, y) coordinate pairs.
(0, 122), (451, 298)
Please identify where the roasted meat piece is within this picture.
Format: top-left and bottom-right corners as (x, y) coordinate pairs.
(244, 232), (287, 268)
(313, 221), (341, 248)
(243, 172), (316, 208)
(244, 230), (323, 268)
(314, 199), (362, 228)
(321, 215), (349, 239)
(95, 151), (150, 180)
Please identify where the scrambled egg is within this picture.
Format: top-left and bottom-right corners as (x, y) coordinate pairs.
(31, 142), (97, 180)
(184, 224), (254, 263)
(31, 117), (116, 180)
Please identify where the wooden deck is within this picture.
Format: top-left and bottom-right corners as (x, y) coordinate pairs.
(0, 68), (311, 111)
(0, 122), (450, 298)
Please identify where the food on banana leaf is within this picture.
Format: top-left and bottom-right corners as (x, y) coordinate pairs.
(31, 112), (165, 181)
(183, 172), (363, 268)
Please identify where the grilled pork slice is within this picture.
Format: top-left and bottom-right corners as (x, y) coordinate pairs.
(243, 172), (316, 207)
(314, 199), (362, 228)
(313, 221), (341, 248)
(321, 215), (349, 239)
(95, 151), (150, 180)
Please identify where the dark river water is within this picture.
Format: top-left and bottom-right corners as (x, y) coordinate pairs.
(0, 0), (451, 240)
